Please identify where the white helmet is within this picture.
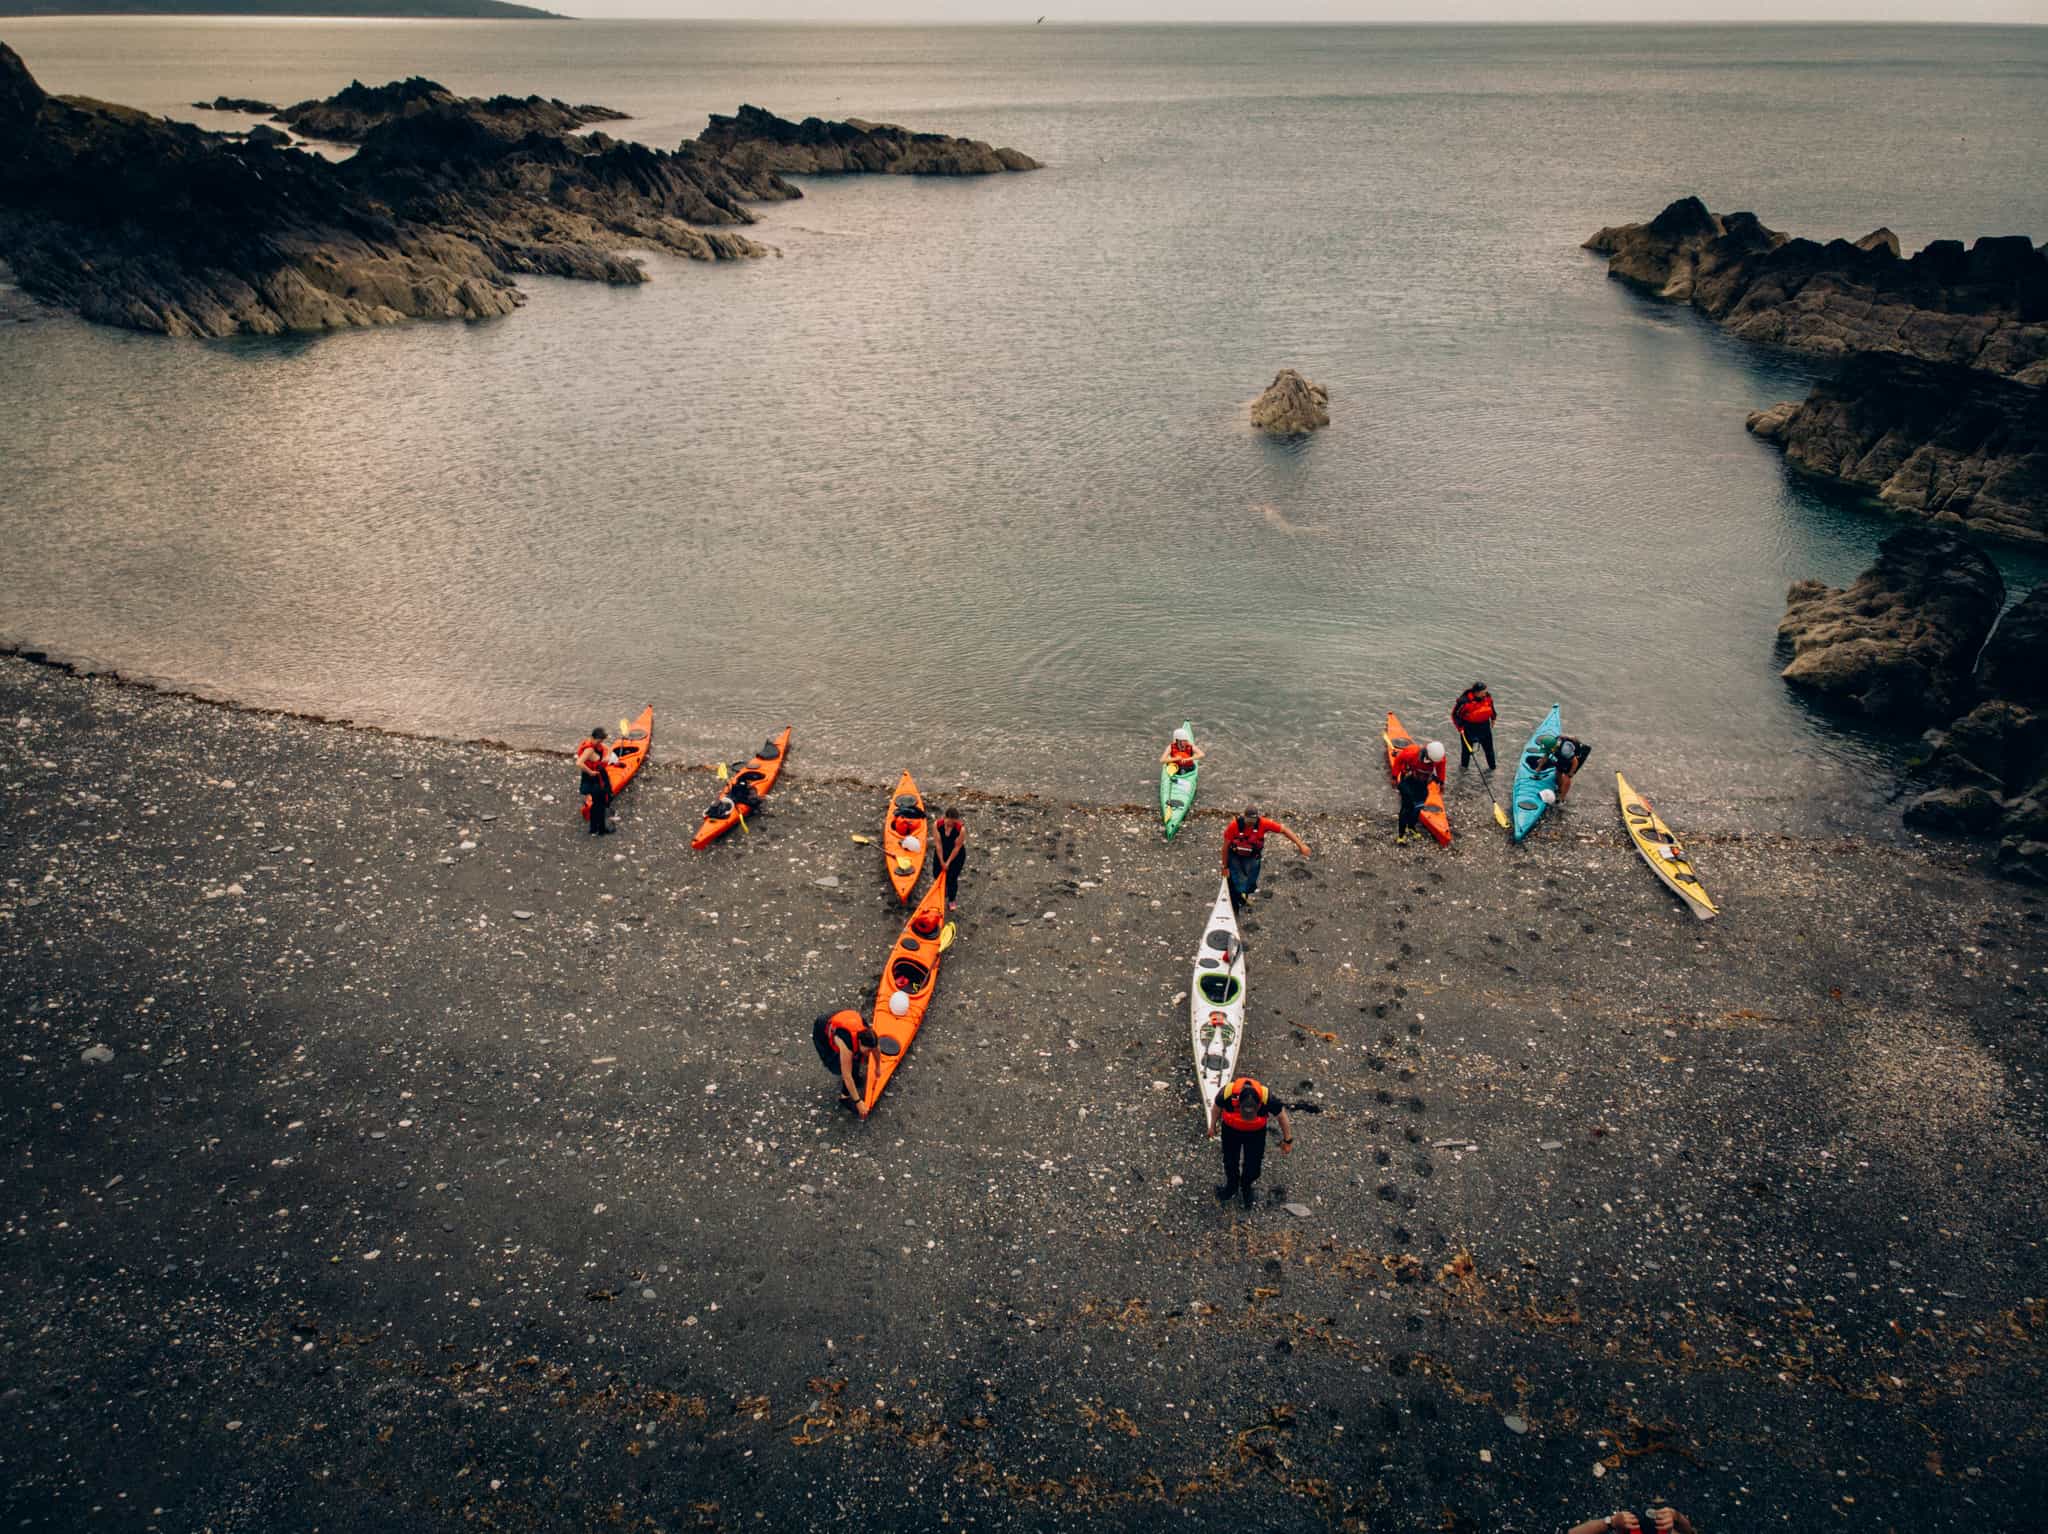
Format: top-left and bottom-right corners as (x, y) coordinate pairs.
(1425, 740), (1445, 763)
(1538, 788), (1557, 806)
(902, 833), (922, 853)
(1173, 726), (1192, 743)
(888, 989), (910, 1017)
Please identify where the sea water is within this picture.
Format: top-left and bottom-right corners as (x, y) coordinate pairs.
(3, 21), (2045, 821)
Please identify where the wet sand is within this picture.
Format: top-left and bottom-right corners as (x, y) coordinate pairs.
(2, 652), (2043, 1532)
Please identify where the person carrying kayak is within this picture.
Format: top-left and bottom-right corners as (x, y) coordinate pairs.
(1206, 1075), (1292, 1209)
(1452, 683), (1497, 771)
(1221, 805), (1310, 915)
(576, 726), (616, 836)
(1159, 727), (1204, 777)
(812, 1008), (879, 1118)
(933, 807), (967, 910)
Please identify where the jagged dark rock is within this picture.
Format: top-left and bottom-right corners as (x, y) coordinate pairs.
(1903, 785), (2005, 834)
(1586, 197), (2048, 382)
(275, 76), (628, 143)
(1976, 585), (2048, 706)
(1776, 526), (2004, 724)
(0, 47), (785, 335)
(1250, 368), (1330, 437)
(192, 95), (278, 114)
(1746, 354), (2048, 543)
(696, 103), (1039, 176)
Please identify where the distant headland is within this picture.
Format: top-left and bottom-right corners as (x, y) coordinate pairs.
(0, 0), (562, 19)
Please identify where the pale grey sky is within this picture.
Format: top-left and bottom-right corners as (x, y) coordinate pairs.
(554, 2), (2047, 21)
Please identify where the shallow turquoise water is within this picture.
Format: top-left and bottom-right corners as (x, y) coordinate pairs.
(3, 21), (2045, 820)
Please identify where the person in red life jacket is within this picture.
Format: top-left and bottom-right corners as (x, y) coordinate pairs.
(1452, 683), (1497, 771)
(812, 1009), (879, 1117)
(575, 727), (616, 836)
(933, 807), (967, 910)
(1158, 726), (1204, 777)
(1396, 752), (1437, 844)
(1206, 1076), (1292, 1209)
(1221, 805), (1310, 916)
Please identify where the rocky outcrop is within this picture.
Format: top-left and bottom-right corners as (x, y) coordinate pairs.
(1250, 369), (1330, 437)
(275, 76), (627, 143)
(192, 95), (278, 113)
(1586, 197), (2048, 382)
(1746, 354), (2048, 543)
(0, 46), (777, 335)
(0, 48), (1042, 337)
(1776, 526), (2003, 724)
(695, 103), (1039, 176)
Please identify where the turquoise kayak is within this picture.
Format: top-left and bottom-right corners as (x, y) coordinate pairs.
(1159, 721), (1199, 839)
(1510, 703), (1563, 843)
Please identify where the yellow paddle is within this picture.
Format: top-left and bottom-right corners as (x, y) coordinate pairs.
(850, 833), (873, 845)
(938, 921), (957, 952)
(1460, 728), (1511, 828)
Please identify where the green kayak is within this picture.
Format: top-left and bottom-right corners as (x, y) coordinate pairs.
(1159, 721), (1199, 839)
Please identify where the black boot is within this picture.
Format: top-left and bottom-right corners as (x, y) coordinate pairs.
(1214, 1182), (1235, 1204)
(1240, 1183), (1256, 1209)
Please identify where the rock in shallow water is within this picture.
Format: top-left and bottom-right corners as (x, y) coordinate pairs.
(1250, 368), (1330, 437)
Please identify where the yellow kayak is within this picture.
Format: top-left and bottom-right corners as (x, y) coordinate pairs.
(1616, 772), (1717, 921)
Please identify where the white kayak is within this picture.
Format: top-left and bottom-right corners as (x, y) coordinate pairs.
(1189, 876), (1248, 1133)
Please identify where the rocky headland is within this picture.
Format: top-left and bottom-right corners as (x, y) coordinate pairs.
(1746, 353), (2048, 543)
(1776, 526), (2048, 877)
(191, 94), (278, 114)
(694, 101), (1040, 176)
(0, 46), (1039, 338)
(1250, 367), (1330, 436)
(1588, 197), (2048, 534)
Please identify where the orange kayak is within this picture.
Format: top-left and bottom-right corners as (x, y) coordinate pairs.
(1383, 710), (1451, 847)
(690, 726), (792, 849)
(582, 705), (653, 821)
(862, 876), (948, 1114)
(883, 770), (928, 904)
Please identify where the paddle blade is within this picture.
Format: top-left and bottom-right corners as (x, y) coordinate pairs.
(1493, 802), (1510, 829)
(850, 833), (873, 845)
(618, 718), (630, 739)
(938, 922), (957, 951)
(895, 856), (914, 874)
(716, 761), (730, 782)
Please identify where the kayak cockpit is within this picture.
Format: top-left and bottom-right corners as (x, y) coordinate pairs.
(891, 957), (932, 996)
(1198, 971), (1240, 1006)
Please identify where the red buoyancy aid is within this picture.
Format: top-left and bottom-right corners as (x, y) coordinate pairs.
(1453, 689), (1496, 728)
(1169, 740), (1196, 763)
(1218, 1078), (1270, 1132)
(1392, 740), (1424, 778)
(825, 1009), (865, 1055)
(1223, 818), (1271, 857)
(576, 738), (608, 773)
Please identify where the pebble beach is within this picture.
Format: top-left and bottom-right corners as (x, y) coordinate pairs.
(3, 652), (2044, 1530)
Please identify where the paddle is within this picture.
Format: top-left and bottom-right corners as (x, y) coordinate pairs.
(938, 921), (957, 952)
(850, 834), (873, 846)
(1460, 727), (1511, 829)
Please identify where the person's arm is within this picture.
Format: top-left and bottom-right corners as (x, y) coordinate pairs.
(1648, 1510), (1686, 1534)
(1191, 744), (1206, 761)
(1159, 746), (1174, 764)
(1272, 819), (1311, 858)
(836, 1043), (864, 1114)
(1276, 1106), (1293, 1154)
(1568, 1517), (1639, 1534)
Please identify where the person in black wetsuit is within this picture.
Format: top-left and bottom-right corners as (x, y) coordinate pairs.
(933, 808), (967, 909)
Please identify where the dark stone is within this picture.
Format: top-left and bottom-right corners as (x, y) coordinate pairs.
(192, 96), (279, 114)
(1903, 785), (2005, 835)
(695, 103), (1039, 176)
(1978, 586), (2048, 706)
(1777, 527), (2005, 724)
(1745, 355), (2048, 542)
(1995, 837), (2048, 884)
